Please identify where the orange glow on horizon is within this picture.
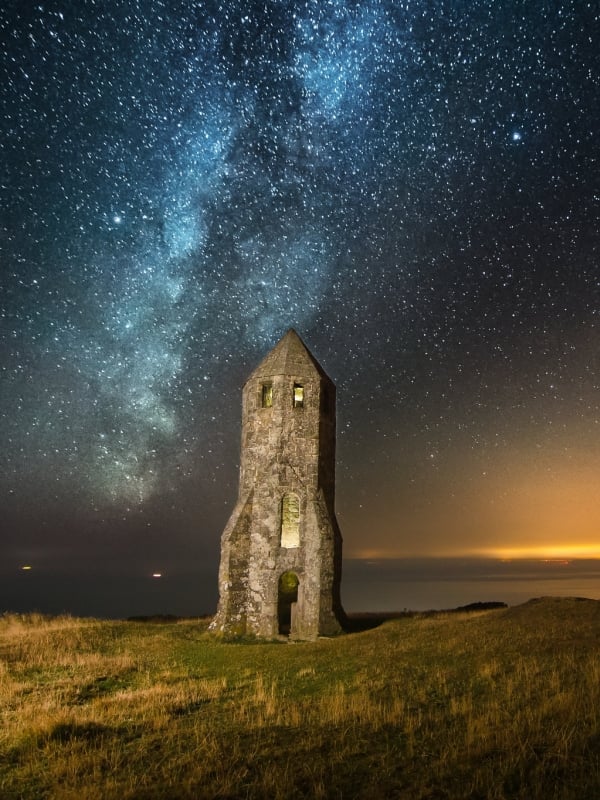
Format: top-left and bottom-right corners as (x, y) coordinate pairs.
(470, 544), (600, 560)
(349, 544), (600, 561)
(343, 448), (600, 562)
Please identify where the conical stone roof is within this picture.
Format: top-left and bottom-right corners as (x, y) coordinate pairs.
(247, 329), (331, 383)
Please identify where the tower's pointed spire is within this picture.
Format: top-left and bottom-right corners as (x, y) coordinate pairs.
(247, 328), (329, 382)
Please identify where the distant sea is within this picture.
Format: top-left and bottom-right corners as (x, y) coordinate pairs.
(2, 558), (600, 619)
(342, 558), (600, 613)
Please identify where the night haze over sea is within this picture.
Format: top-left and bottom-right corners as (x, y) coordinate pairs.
(1, 0), (599, 618)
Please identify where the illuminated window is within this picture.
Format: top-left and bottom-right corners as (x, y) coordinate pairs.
(293, 383), (304, 408)
(261, 383), (273, 408)
(280, 493), (300, 548)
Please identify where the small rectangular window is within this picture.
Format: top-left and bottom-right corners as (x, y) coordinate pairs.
(293, 384), (304, 408)
(261, 383), (273, 408)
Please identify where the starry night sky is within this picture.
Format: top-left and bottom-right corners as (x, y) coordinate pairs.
(2, 0), (599, 617)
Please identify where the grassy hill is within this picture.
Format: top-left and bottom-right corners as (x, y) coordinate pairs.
(1, 597), (599, 799)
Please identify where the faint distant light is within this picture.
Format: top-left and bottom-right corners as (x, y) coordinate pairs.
(511, 131), (522, 141)
(21, 565), (32, 571)
(113, 214), (122, 224)
(152, 573), (162, 578)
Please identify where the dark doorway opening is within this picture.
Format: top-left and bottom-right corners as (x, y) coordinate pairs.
(278, 571), (299, 635)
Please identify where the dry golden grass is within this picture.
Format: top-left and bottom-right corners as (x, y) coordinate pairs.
(1, 598), (600, 799)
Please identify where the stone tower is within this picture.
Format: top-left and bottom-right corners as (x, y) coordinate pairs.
(211, 329), (344, 639)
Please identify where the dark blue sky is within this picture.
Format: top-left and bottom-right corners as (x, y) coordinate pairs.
(1, 0), (599, 616)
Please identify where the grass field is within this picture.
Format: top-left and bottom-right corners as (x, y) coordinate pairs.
(1, 597), (600, 799)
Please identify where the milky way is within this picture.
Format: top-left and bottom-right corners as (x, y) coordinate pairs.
(1, 1), (599, 615)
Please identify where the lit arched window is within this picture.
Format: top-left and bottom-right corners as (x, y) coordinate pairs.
(280, 493), (300, 548)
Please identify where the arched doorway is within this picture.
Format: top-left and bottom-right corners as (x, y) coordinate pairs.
(278, 571), (299, 635)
